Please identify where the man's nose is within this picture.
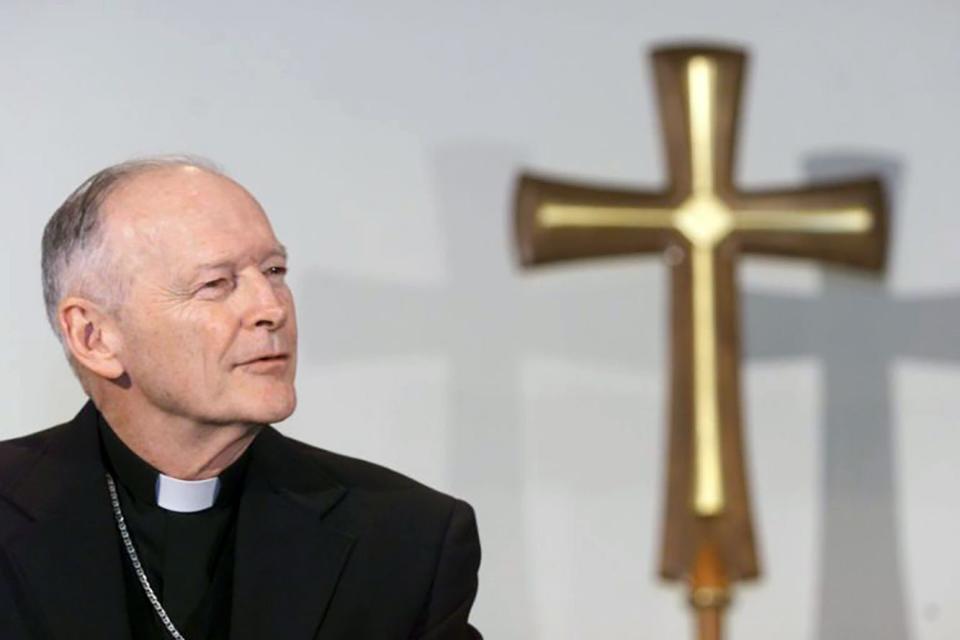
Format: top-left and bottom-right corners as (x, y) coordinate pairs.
(254, 301), (287, 329)
(245, 275), (288, 330)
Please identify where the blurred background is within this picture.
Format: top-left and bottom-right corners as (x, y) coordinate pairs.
(2, 1), (958, 638)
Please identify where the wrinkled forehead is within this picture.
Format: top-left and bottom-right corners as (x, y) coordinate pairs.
(99, 166), (280, 272)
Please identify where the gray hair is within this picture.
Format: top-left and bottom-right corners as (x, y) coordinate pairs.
(41, 155), (222, 341)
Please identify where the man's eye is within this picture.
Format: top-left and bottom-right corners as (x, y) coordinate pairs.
(203, 278), (229, 289)
(266, 266), (288, 277)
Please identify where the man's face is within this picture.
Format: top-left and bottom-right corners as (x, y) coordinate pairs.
(101, 166), (297, 427)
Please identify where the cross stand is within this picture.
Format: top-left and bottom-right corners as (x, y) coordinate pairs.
(514, 45), (887, 639)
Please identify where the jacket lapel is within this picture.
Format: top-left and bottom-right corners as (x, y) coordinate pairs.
(4, 402), (131, 640)
(231, 427), (354, 640)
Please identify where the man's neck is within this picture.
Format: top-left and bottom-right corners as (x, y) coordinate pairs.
(94, 396), (261, 481)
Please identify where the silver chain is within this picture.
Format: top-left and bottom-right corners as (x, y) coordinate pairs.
(105, 473), (188, 640)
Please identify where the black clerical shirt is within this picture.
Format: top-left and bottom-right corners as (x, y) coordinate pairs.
(98, 416), (251, 640)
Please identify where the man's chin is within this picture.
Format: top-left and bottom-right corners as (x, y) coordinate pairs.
(232, 387), (296, 426)
(255, 395), (296, 425)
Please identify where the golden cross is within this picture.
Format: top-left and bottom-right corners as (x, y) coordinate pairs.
(514, 45), (887, 639)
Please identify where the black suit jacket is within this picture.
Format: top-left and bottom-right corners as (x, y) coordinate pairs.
(0, 402), (482, 639)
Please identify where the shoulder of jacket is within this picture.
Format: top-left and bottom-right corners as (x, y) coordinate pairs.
(280, 434), (462, 508)
(0, 422), (70, 494)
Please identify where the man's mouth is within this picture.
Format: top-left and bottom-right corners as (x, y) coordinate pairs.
(237, 353), (290, 368)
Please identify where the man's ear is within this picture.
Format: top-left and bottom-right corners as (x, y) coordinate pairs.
(59, 296), (126, 380)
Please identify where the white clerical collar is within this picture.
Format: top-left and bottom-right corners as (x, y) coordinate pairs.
(155, 473), (221, 513)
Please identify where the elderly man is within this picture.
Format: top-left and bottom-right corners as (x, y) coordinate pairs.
(0, 158), (482, 639)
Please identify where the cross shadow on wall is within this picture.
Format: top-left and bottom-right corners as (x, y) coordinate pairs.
(300, 144), (654, 639)
(745, 153), (960, 639)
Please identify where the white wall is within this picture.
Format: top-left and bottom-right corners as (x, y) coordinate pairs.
(2, 1), (958, 638)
